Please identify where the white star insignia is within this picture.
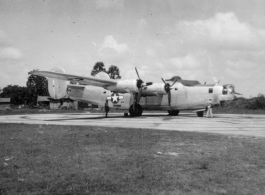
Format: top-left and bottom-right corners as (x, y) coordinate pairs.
(107, 93), (124, 104)
(111, 93), (119, 103)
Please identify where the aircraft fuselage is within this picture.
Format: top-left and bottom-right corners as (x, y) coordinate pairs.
(67, 82), (234, 111)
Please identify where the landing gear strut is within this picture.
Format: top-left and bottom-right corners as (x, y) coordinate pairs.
(129, 104), (143, 116)
(168, 110), (179, 116)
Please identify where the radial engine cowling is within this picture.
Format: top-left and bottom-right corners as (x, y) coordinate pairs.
(141, 83), (169, 96)
(107, 79), (139, 93)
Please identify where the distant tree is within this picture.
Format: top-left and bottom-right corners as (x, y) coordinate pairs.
(91, 62), (121, 79)
(0, 85), (29, 105)
(251, 94), (265, 109)
(107, 65), (121, 79)
(26, 71), (49, 105)
(91, 62), (106, 76)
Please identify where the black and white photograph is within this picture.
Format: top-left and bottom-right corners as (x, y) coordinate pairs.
(1, 0), (265, 194)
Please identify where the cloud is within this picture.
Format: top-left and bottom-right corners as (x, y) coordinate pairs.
(0, 47), (23, 60)
(137, 12), (265, 89)
(0, 30), (6, 41)
(176, 12), (265, 51)
(220, 50), (265, 64)
(225, 68), (246, 79)
(0, 29), (25, 88)
(96, 0), (124, 10)
(100, 35), (128, 56)
(145, 48), (155, 57)
(137, 18), (148, 28)
(169, 54), (199, 69)
(0, 60), (28, 88)
(226, 59), (257, 70)
(0, 29), (23, 60)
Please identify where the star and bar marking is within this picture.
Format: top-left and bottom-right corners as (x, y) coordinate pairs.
(107, 93), (124, 104)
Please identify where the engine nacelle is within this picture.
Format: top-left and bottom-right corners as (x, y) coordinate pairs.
(141, 83), (168, 96)
(47, 67), (69, 99)
(107, 79), (139, 93)
(107, 80), (169, 96)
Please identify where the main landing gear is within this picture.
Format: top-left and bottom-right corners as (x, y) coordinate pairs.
(168, 110), (179, 116)
(129, 104), (143, 116)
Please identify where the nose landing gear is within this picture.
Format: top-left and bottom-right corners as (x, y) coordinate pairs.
(168, 110), (179, 116)
(197, 111), (204, 117)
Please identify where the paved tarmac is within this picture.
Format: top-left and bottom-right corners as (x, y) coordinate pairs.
(0, 112), (265, 137)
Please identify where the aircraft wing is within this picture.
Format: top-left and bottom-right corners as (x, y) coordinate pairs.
(29, 70), (118, 88)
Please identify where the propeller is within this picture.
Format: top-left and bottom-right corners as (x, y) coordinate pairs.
(135, 68), (153, 103)
(161, 78), (178, 107)
(132, 68), (153, 111)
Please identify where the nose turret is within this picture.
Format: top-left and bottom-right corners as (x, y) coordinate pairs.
(221, 84), (236, 101)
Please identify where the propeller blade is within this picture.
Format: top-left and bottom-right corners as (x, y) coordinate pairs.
(135, 67), (141, 80)
(170, 79), (178, 87)
(161, 78), (166, 84)
(168, 90), (171, 107)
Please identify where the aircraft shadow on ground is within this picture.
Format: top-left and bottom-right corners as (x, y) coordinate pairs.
(42, 113), (198, 122)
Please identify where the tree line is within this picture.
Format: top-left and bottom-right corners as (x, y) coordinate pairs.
(0, 62), (121, 106)
(222, 94), (265, 110)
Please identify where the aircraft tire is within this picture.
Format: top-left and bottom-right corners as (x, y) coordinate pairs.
(173, 110), (179, 116)
(136, 104), (143, 116)
(129, 104), (143, 116)
(129, 105), (136, 116)
(168, 110), (179, 116)
(197, 111), (204, 117)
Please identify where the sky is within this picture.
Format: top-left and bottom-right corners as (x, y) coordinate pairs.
(0, 0), (265, 98)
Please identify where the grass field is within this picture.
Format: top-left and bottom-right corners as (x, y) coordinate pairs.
(1, 124), (265, 194)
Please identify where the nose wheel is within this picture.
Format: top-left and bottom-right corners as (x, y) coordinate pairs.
(168, 110), (179, 116)
(129, 104), (143, 116)
(197, 111), (204, 117)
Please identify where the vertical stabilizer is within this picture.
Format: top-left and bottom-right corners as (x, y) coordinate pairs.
(48, 67), (69, 99)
